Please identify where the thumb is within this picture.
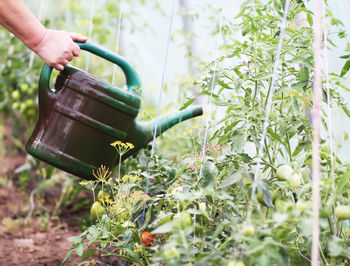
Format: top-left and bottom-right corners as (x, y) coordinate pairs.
(69, 32), (88, 42)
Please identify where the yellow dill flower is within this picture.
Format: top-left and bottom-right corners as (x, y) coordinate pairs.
(107, 190), (150, 222)
(121, 174), (141, 183)
(122, 175), (131, 182)
(93, 165), (112, 183)
(79, 180), (98, 190)
(110, 140), (135, 156)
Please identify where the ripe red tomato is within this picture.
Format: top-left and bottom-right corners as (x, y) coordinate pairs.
(141, 232), (155, 247)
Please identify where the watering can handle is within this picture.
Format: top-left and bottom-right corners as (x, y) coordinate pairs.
(39, 41), (141, 95)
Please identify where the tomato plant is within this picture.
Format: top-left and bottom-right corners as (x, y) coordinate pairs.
(60, 1), (350, 265)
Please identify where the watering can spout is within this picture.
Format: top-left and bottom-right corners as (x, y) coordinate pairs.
(126, 106), (203, 150)
(149, 105), (203, 138)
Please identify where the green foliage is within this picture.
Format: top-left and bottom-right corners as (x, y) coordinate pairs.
(1, 0), (350, 265)
(62, 0), (350, 264)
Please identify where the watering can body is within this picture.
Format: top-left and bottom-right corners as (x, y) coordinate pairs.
(25, 42), (202, 180)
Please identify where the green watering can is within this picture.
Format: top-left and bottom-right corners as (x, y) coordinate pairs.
(25, 42), (202, 180)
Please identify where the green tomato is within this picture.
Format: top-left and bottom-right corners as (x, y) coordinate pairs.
(19, 102), (26, 114)
(26, 109), (36, 118)
(90, 201), (104, 219)
(242, 224), (255, 237)
(276, 165), (293, 181)
(12, 102), (20, 110)
(163, 247), (180, 259)
(287, 172), (302, 188)
(257, 193), (268, 207)
(97, 190), (110, 201)
(158, 214), (172, 226)
(20, 84), (29, 92)
(29, 85), (36, 94)
(296, 201), (311, 213)
(335, 205), (350, 220)
(25, 99), (35, 108)
(275, 199), (293, 213)
(320, 206), (332, 218)
(227, 261), (246, 266)
(174, 212), (192, 228)
(11, 90), (20, 100)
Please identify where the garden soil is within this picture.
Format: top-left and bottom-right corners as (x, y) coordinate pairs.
(0, 160), (121, 265)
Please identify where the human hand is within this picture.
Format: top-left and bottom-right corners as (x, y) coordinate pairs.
(32, 29), (87, 71)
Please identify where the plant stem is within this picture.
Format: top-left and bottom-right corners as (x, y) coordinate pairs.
(285, 132), (292, 162)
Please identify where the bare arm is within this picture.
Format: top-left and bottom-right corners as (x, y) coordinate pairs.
(0, 0), (87, 70)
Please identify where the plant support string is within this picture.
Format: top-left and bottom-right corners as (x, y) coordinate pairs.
(136, 0), (176, 223)
(112, 2), (124, 85)
(247, 0), (290, 221)
(311, 0), (323, 264)
(198, 1), (226, 180)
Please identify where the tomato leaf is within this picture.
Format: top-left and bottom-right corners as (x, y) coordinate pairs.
(257, 179), (274, 208)
(81, 248), (96, 260)
(67, 236), (82, 244)
(218, 171), (241, 188)
(152, 222), (175, 234)
(202, 160), (218, 187)
(75, 243), (84, 257)
(299, 67), (309, 82)
(179, 97), (196, 111)
(340, 60), (350, 77)
(62, 249), (74, 265)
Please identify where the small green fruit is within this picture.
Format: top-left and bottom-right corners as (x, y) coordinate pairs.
(163, 247), (180, 259)
(20, 84), (29, 92)
(25, 99), (35, 108)
(11, 91), (20, 100)
(320, 206), (332, 218)
(227, 261), (245, 266)
(26, 109), (36, 118)
(12, 102), (20, 110)
(242, 224), (255, 237)
(19, 102), (26, 114)
(97, 190), (110, 201)
(296, 201), (311, 213)
(287, 172), (302, 188)
(157, 213), (172, 226)
(276, 165), (293, 181)
(335, 205), (350, 220)
(257, 193), (267, 207)
(174, 212), (192, 228)
(90, 201), (104, 219)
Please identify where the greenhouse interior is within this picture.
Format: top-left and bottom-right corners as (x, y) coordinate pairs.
(1, 0), (350, 265)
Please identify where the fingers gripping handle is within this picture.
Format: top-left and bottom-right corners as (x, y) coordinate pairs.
(39, 41), (141, 96)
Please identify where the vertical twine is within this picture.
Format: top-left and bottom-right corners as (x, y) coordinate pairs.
(198, 1), (226, 180)
(112, 3), (123, 85)
(247, 0), (290, 221)
(311, 0), (323, 265)
(28, 0), (45, 69)
(85, 0), (95, 72)
(135, 0), (176, 224)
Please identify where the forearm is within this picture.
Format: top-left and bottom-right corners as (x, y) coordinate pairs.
(0, 0), (46, 50)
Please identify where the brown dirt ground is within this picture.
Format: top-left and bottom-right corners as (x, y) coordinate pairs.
(0, 182), (93, 265)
